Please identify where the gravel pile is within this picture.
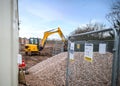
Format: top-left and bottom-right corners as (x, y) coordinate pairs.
(68, 52), (112, 86)
(26, 52), (67, 86)
(26, 52), (113, 86)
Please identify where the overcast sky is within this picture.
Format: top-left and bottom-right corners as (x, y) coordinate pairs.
(19, 0), (116, 39)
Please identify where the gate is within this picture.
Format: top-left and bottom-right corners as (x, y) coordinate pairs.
(66, 28), (120, 86)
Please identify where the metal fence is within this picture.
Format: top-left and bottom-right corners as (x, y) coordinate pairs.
(52, 41), (64, 56)
(74, 40), (114, 52)
(66, 28), (120, 86)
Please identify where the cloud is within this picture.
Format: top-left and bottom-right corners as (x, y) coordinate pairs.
(26, 3), (63, 21)
(19, 29), (49, 39)
(23, 1), (81, 25)
(19, 25), (66, 39)
(19, 27), (66, 40)
(19, 1), (110, 39)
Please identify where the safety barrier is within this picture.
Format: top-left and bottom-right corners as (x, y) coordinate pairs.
(66, 28), (120, 86)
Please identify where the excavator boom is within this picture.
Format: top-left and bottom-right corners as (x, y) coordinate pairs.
(40, 27), (66, 49)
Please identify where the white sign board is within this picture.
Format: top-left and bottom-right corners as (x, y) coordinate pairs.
(17, 54), (22, 64)
(69, 42), (74, 61)
(99, 43), (106, 54)
(84, 43), (93, 62)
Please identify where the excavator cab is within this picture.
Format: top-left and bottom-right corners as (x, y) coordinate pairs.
(25, 38), (40, 55)
(29, 38), (40, 50)
(29, 38), (39, 45)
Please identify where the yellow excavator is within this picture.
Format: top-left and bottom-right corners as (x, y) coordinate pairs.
(24, 27), (67, 55)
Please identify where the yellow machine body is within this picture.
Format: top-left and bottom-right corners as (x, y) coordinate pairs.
(25, 44), (39, 55)
(25, 27), (66, 55)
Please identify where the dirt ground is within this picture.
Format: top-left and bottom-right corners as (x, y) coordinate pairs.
(21, 47), (53, 70)
(19, 42), (63, 86)
(19, 41), (64, 70)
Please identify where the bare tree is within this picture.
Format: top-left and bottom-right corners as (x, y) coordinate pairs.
(106, 1), (120, 29)
(71, 22), (112, 40)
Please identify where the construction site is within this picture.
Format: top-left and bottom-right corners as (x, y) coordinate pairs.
(1, 0), (120, 86)
(16, 28), (120, 86)
(18, 34), (115, 86)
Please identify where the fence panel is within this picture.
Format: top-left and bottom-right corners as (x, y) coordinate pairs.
(66, 28), (120, 86)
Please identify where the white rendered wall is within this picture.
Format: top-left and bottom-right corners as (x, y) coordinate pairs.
(0, 0), (19, 86)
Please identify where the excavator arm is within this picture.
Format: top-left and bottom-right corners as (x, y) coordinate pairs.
(40, 27), (66, 50)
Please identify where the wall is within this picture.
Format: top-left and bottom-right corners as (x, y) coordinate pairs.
(0, 0), (18, 86)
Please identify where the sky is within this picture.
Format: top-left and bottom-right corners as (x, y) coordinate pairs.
(18, 0), (116, 39)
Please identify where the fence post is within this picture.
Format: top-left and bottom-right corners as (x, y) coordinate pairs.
(118, 29), (120, 86)
(66, 40), (70, 86)
(111, 28), (119, 86)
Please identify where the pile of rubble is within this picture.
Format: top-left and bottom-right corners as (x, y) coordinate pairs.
(26, 52), (113, 86)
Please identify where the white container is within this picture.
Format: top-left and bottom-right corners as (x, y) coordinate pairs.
(0, 0), (19, 86)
